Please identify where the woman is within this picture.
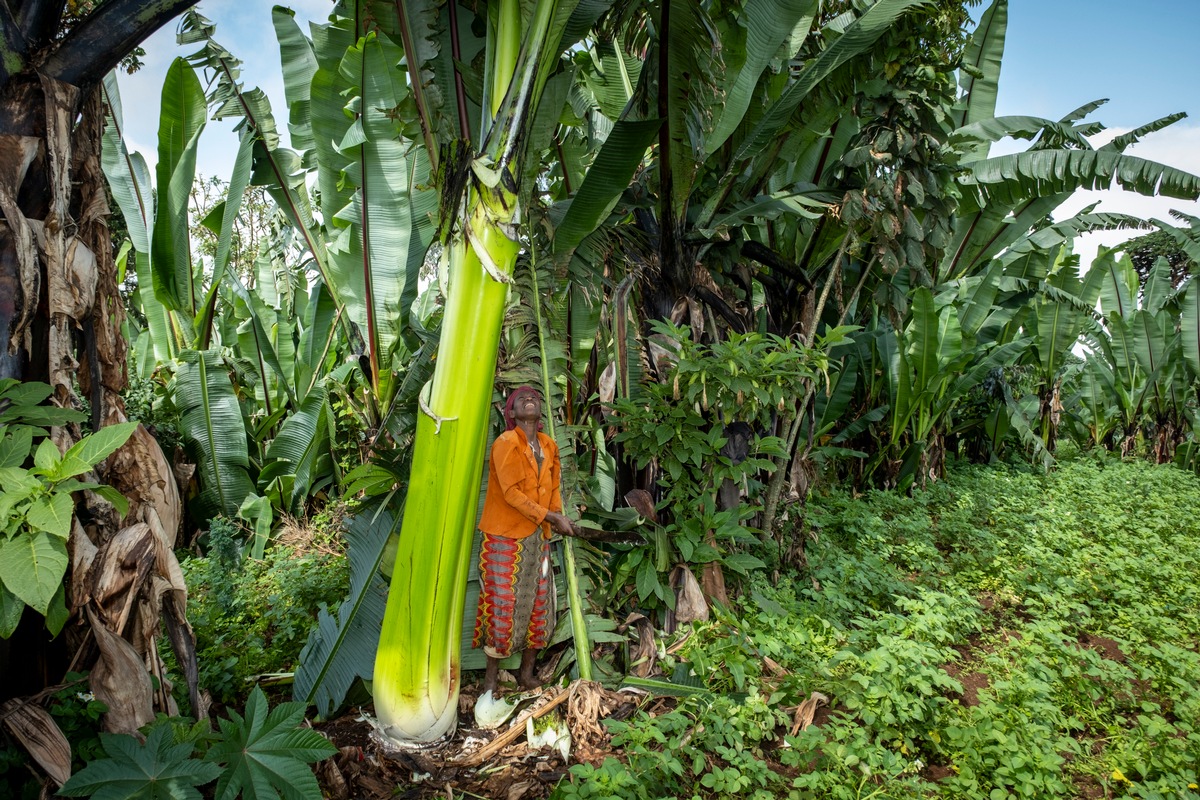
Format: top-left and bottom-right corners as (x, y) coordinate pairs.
(473, 386), (576, 693)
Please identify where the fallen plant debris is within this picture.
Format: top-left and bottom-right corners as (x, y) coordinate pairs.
(316, 681), (643, 799)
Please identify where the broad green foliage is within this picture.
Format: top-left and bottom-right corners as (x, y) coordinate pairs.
(206, 687), (336, 800)
(609, 325), (840, 606)
(58, 726), (220, 800)
(554, 458), (1200, 799)
(57, 688), (334, 800)
(0, 380), (135, 635)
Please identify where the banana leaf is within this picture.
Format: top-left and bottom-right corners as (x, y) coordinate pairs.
(174, 349), (255, 520)
(294, 502), (398, 718)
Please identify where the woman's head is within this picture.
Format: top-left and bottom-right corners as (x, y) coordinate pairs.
(504, 386), (543, 431)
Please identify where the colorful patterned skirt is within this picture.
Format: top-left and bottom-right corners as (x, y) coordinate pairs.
(472, 532), (554, 659)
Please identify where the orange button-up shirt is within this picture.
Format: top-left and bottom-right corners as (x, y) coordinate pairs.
(478, 427), (563, 539)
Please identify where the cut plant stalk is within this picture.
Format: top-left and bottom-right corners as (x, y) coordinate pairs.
(372, 0), (562, 747)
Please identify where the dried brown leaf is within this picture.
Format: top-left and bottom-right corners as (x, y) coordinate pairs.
(789, 692), (828, 736)
(623, 489), (657, 524)
(87, 608), (154, 735)
(670, 565), (709, 626)
(0, 700), (72, 786)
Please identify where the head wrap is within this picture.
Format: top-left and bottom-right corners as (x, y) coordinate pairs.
(504, 386), (543, 431)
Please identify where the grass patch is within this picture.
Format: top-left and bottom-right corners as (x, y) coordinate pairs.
(554, 456), (1200, 799)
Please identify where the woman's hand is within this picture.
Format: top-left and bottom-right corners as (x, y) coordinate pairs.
(545, 511), (578, 536)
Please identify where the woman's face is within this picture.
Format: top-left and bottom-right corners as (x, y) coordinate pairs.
(514, 391), (542, 423)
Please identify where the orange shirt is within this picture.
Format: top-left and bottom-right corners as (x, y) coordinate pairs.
(478, 427), (563, 539)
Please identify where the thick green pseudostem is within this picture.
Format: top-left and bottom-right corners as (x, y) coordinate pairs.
(373, 0), (560, 746)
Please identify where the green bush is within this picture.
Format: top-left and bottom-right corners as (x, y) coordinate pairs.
(181, 517), (348, 705)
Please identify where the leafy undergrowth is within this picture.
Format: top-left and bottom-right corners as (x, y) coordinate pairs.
(555, 456), (1200, 799)
(177, 514), (349, 706)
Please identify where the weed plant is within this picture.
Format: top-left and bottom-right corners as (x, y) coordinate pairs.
(554, 456), (1200, 799)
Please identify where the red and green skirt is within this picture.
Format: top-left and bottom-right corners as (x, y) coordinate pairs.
(472, 532), (554, 659)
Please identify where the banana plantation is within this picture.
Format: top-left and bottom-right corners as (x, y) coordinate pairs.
(2, 0), (1200, 797)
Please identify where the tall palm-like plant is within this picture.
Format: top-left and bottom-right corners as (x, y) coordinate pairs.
(371, 0), (588, 747)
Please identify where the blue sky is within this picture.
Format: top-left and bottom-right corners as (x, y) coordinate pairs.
(994, 0), (1200, 127)
(117, 0), (1200, 266)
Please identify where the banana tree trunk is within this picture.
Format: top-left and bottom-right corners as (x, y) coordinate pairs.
(372, 0), (559, 747)
(0, 0), (204, 726)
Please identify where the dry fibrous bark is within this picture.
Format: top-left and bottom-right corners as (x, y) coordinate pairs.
(0, 1), (205, 776)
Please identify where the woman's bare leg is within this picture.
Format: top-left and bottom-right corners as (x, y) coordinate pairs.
(483, 655), (501, 694)
(518, 648), (540, 689)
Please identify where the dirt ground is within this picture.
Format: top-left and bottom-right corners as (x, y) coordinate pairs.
(313, 680), (649, 800)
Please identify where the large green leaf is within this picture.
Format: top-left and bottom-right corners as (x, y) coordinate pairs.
(195, 131), (255, 343)
(58, 726), (220, 800)
(1095, 247), (1137, 320)
(150, 58), (206, 318)
(950, 115), (1092, 152)
(906, 287), (940, 397)
(24, 493), (73, 539)
(954, 0), (1007, 159)
(205, 686), (336, 800)
(733, 0), (931, 164)
(1181, 278), (1200, 379)
(228, 275), (297, 408)
(297, 280), (339, 396)
(1106, 314), (1140, 390)
(59, 422), (138, 479)
(263, 386), (330, 512)
(1141, 255), (1174, 315)
(959, 149), (1200, 214)
(1033, 296), (1079, 379)
(0, 426), (33, 468)
(0, 582), (24, 638)
(100, 73), (152, 254)
(579, 39), (640, 120)
(272, 7), (319, 154)
(0, 532), (68, 615)
(553, 119), (660, 255)
(174, 350), (255, 520)
(1130, 309), (1170, 381)
(705, 0), (817, 156)
(333, 29), (432, 400)
(294, 503), (396, 716)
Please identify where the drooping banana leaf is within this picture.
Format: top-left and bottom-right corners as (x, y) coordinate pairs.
(552, 119), (661, 257)
(958, 150), (1200, 215)
(704, 0), (817, 156)
(949, 115), (1093, 152)
(100, 73), (152, 256)
(733, 0), (931, 165)
(294, 502), (398, 718)
(174, 349), (255, 520)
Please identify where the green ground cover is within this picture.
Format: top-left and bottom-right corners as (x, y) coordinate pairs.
(556, 456), (1200, 800)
